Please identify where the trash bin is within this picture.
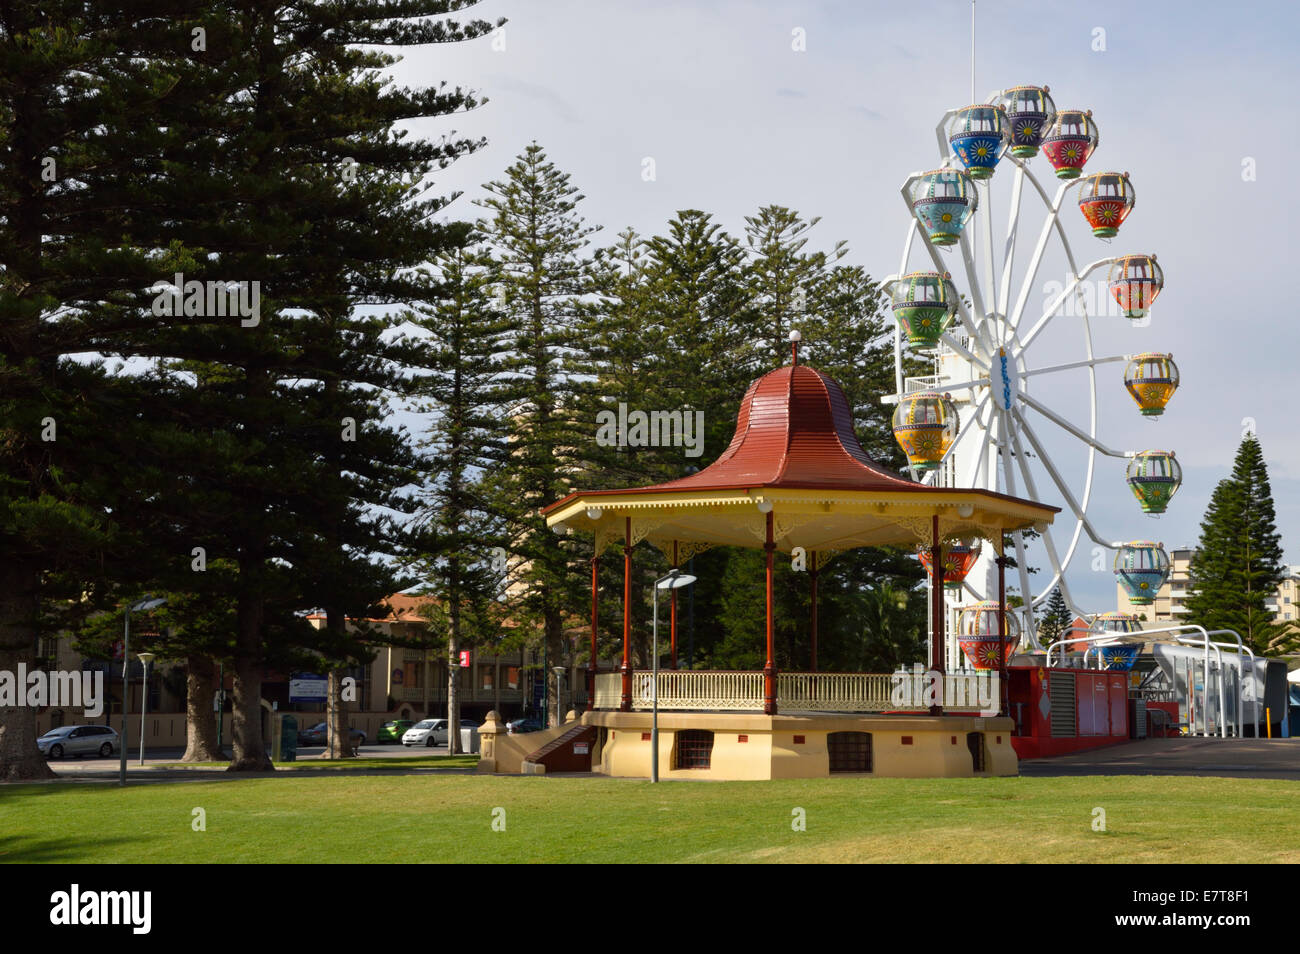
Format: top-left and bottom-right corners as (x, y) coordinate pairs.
(280, 714), (297, 762)
(459, 726), (480, 754)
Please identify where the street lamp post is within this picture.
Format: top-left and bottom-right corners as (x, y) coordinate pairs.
(138, 652), (155, 766)
(120, 596), (166, 787)
(652, 569), (696, 783)
(552, 666), (567, 721)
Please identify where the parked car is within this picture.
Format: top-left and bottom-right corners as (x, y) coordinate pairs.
(402, 717), (483, 747)
(38, 724), (119, 759)
(296, 722), (366, 747)
(377, 719), (415, 744)
(506, 718), (543, 735)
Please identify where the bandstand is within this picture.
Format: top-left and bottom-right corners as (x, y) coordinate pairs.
(479, 340), (1060, 780)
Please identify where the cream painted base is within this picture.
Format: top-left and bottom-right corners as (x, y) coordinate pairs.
(477, 709), (1018, 779)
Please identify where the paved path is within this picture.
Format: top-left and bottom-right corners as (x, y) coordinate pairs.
(37, 741), (469, 783)
(1020, 737), (1300, 780)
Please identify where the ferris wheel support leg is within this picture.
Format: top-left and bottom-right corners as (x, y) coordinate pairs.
(1007, 426), (1087, 619)
(1011, 408), (1118, 551)
(992, 410), (1041, 648)
(1003, 413), (1086, 613)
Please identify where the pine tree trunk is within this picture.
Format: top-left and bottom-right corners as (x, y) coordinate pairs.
(181, 654), (223, 762)
(322, 667), (353, 759)
(228, 595), (271, 771)
(448, 609), (460, 756)
(0, 563), (55, 781)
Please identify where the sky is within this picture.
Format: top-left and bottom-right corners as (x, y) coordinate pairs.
(386, 0), (1300, 613)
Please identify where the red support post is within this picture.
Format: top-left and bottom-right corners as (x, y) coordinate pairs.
(670, 540), (679, 670)
(997, 552), (1008, 719)
(809, 550), (819, 673)
(930, 515), (944, 716)
(588, 555), (598, 711)
(620, 517), (633, 712)
(764, 510), (777, 715)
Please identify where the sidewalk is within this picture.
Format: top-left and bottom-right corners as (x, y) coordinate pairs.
(1020, 737), (1300, 779)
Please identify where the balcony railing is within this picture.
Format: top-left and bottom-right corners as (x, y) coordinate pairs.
(592, 670), (996, 713)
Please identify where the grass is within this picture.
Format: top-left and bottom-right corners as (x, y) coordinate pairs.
(2, 772), (1297, 863)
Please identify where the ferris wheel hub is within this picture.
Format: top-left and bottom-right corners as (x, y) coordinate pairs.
(990, 347), (1020, 412)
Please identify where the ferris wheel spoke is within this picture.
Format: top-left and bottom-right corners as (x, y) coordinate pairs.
(1007, 172), (1088, 336)
(1011, 408), (1120, 549)
(937, 333), (988, 371)
(1021, 354), (1129, 378)
(1018, 391), (1132, 459)
(1019, 257), (1120, 352)
(997, 163), (1026, 330)
(882, 373), (989, 404)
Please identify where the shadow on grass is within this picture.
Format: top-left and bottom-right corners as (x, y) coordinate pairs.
(0, 833), (146, 864)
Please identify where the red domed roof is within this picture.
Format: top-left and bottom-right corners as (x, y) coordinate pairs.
(541, 357), (1059, 549)
(639, 362), (919, 493)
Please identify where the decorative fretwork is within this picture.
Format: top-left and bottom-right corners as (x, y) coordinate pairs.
(675, 539), (715, 563)
(774, 511), (819, 543)
(814, 549), (840, 571)
(647, 537), (715, 565)
(593, 527), (623, 558)
(629, 517), (666, 547)
(882, 512), (937, 546)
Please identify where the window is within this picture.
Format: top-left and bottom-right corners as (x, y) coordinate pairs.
(966, 732), (986, 772)
(827, 731), (873, 773)
(481, 667), (494, 692)
(506, 667), (520, 690)
(674, 730), (714, 769)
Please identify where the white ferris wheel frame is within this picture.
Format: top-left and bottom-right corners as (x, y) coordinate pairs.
(883, 92), (1152, 651)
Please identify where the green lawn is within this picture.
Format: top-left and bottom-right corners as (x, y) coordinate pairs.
(2, 773), (1296, 863)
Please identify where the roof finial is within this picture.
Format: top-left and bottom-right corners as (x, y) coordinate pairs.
(789, 328), (802, 366)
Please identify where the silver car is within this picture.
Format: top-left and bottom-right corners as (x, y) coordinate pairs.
(401, 717), (481, 747)
(38, 724), (119, 759)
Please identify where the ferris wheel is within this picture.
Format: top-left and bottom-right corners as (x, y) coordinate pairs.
(881, 86), (1183, 658)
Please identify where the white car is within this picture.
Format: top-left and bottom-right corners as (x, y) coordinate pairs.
(38, 724), (119, 759)
(402, 718), (481, 747)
